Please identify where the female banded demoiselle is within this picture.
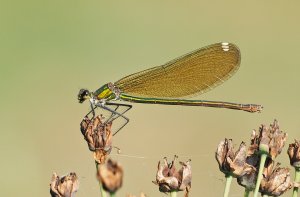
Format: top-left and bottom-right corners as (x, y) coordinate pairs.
(78, 42), (262, 134)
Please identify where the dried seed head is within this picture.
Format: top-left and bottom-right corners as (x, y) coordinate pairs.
(153, 156), (191, 196)
(251, 120), (287, 159)
(215, 139), (256, 177)
(287, 139), (300, 168)
(97, 159), (123, 193)
(50, 172), (79, 197)
(80, 115), (113, 164)
(260, 162), (292, 196)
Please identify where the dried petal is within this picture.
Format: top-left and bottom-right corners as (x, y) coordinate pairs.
(287, 139), (300, 168)
(97, 159), (123, 193)
(248, 130), (260, 156)
(50, 172), (79, 197)
(176, 160), (192, 196)
(215, 138), (233, 173)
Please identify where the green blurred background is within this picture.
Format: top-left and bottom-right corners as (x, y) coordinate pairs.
(1, 1), (300, 196)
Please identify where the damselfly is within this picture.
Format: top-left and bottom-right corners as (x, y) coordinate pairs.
(78, 42), (262, 134)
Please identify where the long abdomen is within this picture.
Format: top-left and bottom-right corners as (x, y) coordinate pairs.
(120, 94), (262, 113)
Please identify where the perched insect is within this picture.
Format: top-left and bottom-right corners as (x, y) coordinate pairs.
(78, 42), (262, 135)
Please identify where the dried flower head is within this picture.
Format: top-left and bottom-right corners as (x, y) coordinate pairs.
(50, 172), (79, 197)
(97, 159), (123, 193)
(251, 120), (287, 159)
(260, 161), (292, 196)
(287, 139), (300, 168)
(153, 156), (192, 196)
(216, 139), (255, 177)
(80, 115), (113, 164)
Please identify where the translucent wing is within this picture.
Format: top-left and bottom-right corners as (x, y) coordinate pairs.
(115, 42), (241, 99)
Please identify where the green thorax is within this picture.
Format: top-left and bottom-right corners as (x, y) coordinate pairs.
(93, 83), (117, 100)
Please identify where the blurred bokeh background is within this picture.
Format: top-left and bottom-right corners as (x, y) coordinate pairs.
(1, 1), (300, 196)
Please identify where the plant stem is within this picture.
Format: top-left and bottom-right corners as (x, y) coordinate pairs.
(244, 188), (251, 197)
(170, 191), (177, 197)
(293, 167), (300, 197)
(99, 184), (107, 197)
(253, 150), (268, 197)
(95, 162), (107, 197)
(223, 174), (233, 197)
(110, 192), (116, 197)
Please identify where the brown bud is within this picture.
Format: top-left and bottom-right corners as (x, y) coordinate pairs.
(153, 156), (191, 196)
(50, 172), (79, 197)
(97, 159), (123, 193)
(251, 120), (287, 159)
(260, 162), (292, 196)
(216, 139), (255, 177)
(80, 115), (113, 164)
(287, 139), (300, 168)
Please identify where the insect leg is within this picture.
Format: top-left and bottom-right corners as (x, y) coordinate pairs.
(106, 102), (132, 122)
(97, 103), (132, 136)
(89, 100), (96, 118)
(85, 103), (97, 118)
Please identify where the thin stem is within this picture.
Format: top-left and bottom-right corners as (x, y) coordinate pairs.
(293, 167), (300, 197)
(253, 153), (267, 197)
(110, 192), (116, 197)
(244, 188), (251, 197)
(99, 184), (107, 197)
(96, 162), (107, 197)
(223, 174), (233, 197)
(170, 191), (177, 197)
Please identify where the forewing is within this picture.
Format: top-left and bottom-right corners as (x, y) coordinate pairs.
(115, 42), (241, 98)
